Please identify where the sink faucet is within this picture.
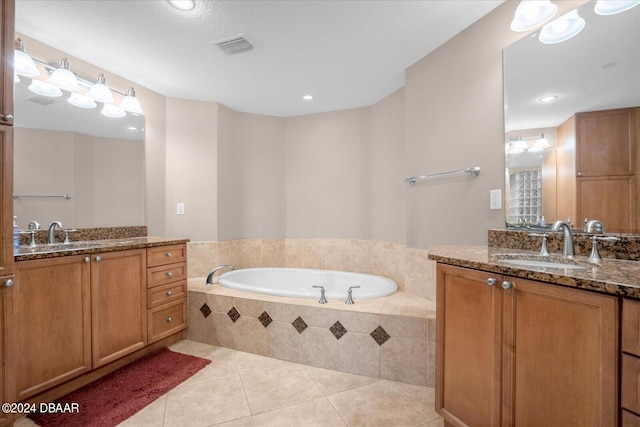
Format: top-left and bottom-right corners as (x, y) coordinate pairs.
(551, 220), (574, 258)
(47, 221), (63, 244)
(584, 219), (606, 234)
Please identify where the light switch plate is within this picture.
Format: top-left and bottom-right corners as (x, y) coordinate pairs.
(177, 202), (185, 215)
(490, 190), (501, 210)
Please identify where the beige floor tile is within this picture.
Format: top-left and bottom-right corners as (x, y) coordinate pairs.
(234, 350), (295, 374)
(305, 365), (381, 396)
(117, 394), (167, 427)
(241, 365), (324, 415)
(391, 382), (436, 408)
(163, 376), (251, 427)
(214, 417), (257, 427)
(328, 381), (436, 427)
(252, 397), (346, 427)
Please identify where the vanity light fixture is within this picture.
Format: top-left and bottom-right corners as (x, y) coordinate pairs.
(168, 0), (195, 11)
(120, 88), (143, 114)
(510, 0), (558, 32)
(101, 103), (126, 119)
(48, 58), (82, 92)
(68, 92), (97, 109)
(508, 139), (529, 154)
(595, 0), (640, 15)
(539, 9), (586, 44)
(14, 39), (40, 77)
(28, 79), (62, 98)
(528, 133), (550, 152)
(88, 74), (115, 104)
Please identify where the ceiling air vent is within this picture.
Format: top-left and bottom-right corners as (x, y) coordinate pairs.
(213, 34), (254, 55)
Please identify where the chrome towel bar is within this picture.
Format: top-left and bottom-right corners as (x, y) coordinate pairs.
(403, 166), (480, 186)
(13, 193), (72, 200)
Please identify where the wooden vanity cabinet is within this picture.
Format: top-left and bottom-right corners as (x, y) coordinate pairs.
(0, 2), (14, 425)
(436, 264), (619, 427)
(91, 249), (147, 367)
(557, 108), (638, 231)
(146, 244), (187, 343)
(12, 256), (91, 400)
(622, 298), (640, 424)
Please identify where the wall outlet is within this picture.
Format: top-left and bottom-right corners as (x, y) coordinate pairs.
(490, 190), (502, 210)
(176, 202), (185, 215)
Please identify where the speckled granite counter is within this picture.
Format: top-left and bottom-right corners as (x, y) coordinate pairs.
(15, 236), (189, 261)
(428, 245), (640, 299)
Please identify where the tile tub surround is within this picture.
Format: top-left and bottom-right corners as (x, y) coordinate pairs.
(187, 238), (437, 301)
(488, 228), (640, 261)
(188, 278), (436, 387)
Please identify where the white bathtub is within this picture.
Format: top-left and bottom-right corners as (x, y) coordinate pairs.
(218, 267), (397, 300)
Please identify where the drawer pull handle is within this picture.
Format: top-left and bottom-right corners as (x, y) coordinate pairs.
(166, 290), (173, 296)
(95, 256), (102, 262)
(486, 278), (497, 286)
(166, 252), (172, 258)
(502, 281), (513, 290)
(167, 316), (173, 323)
(4, 279), (13, 287)
(167, 271), (173, 277)
(84, 257), (90, 263)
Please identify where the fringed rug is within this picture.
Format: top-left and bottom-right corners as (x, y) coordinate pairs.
(28, 347), (211, 427)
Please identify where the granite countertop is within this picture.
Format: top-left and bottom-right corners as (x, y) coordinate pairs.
(15, 236), (189, 262)
(428, 245), (640, 299)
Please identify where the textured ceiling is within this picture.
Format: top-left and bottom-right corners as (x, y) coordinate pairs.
(15, 0), (504, 117)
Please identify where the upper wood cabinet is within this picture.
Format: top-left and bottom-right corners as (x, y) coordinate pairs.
(0, 0), (14, 125)
(436, 264), (619, 427)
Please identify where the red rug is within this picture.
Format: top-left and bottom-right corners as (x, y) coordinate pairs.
(28, 347), (211, 427)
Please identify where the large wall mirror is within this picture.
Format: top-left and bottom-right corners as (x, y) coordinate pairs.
(503, 0), (640, 232)
(13, 59), (145, 230)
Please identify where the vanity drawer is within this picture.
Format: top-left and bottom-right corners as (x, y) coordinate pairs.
(147, 262), (187, 288)
(623, 354), (640, 415)
(148, 299), (187, 344)
(623, 298), (640, 356)
(147, 244), (187, 267)
(623, 410), (640, 427)
(147, 280), (186, 308)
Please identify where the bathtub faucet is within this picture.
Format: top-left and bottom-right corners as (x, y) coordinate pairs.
(205, 265), (235, 285)
(345, 286), (361, 304)
(312, 285), (328, 304)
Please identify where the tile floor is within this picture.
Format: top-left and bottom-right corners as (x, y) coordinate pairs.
(16, 340), (444, 427)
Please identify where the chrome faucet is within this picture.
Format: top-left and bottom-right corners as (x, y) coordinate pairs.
(345, 286), (361, 304)
(584, 219), (606, 234)
(551, 220), (574, 258)
(47, 221), (63, 244)
(205, 265), (234, 285)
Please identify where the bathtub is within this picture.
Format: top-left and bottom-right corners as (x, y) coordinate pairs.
(218, 267), (397, 300)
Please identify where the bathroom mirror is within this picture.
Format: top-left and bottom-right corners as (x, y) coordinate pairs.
(13, 76), (146, 229)
(503, 0), (640, 230)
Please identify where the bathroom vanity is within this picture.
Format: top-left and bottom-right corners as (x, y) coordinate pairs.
(6, 237), (188, 411)
(429, 240), (640, 427)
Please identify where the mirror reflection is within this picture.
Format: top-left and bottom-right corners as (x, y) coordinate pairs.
(503, 0), (640, 232)
(13, 71), (146, 229)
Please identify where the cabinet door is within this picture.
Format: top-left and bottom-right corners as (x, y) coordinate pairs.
(0, 125), (12, 278)
(0, 0), (14, 125)
(576, 108), (635, 176)
(577, 175), (635, 232)
(91, 249), (147, 367)
(11, 256), (91, 400)
(436, 264), (503, 427)
(503, 277), (618, 427)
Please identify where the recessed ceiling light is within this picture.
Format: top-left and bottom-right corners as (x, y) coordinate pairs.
(539, 95), (557, 103)
(168, 0), (195, 11)
(303, 95), (313, 100)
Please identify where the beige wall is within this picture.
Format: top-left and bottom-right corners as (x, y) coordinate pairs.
(217, 107), (286, 241)
(165, 98), (218, 241)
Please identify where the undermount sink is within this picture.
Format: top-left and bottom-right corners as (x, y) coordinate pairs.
(498, 258), (586, 270)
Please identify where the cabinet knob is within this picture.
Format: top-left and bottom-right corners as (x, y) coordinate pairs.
(166, 252), (172, 258)
(4, 278), (13, 287)
(502, 281), (513, 290)
(2, 114), (13, 122)
(167, 316), (173, 323)
(95, 256), (102, 262)
(486, 277), (497, 286)
(166, 290), (173, 296)
(166, 271), (173, 277)
(84, 257), (90, 263)
(577, 171), (582, 176)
